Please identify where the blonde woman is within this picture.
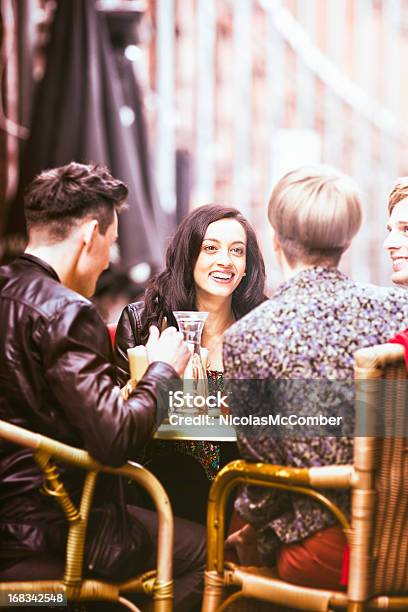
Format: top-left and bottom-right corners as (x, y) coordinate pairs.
(224, 166), (408, 590)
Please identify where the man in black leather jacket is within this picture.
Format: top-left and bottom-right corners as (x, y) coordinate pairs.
(0, 162), (205, 610)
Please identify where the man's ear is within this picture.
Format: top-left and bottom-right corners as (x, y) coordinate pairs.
(81, 219), (99, 252)
(272, 229), (285, 269)
(272, 229), (281, 255)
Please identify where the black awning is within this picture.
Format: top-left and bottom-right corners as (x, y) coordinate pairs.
(5, 0), (170, 269)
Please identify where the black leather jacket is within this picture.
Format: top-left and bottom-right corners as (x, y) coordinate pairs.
(115, 301), (145, 387)
(0, 255), (177, 560)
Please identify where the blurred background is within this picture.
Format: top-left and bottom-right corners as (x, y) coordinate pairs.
(1, 0), (407, 320)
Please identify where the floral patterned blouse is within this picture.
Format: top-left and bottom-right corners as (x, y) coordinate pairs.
(223, 266), (408, 562)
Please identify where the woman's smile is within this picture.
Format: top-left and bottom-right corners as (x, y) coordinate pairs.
(209, 269), (235, 284)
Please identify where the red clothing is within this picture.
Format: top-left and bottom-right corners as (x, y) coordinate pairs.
(276, 525), (347, 590)
(389, 329), (408, 369)
(225, 523), (347, 590)
(107, 323), (117, 346)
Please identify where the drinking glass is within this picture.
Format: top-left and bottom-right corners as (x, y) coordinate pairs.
(173, 311), (209, 413)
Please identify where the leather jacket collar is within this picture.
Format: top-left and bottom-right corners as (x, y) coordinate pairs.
(18, 253), (60, 282)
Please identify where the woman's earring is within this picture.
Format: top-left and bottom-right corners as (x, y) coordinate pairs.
(243, 272), (247, 277)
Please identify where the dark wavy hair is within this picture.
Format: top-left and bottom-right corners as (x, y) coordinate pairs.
(140, 204), (267, 343)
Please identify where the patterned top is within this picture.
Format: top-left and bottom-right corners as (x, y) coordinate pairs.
(153, 369), (224, 480)
(223, 266), (408, 562)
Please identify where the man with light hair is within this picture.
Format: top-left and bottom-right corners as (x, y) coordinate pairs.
(384, 176), (408, 286)
(223, 165), (408, 592)
(383, 177), (408, 365)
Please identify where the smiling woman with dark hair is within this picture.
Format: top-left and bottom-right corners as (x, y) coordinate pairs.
(116, 204), (266, 352)
(115, 204), (267, 522)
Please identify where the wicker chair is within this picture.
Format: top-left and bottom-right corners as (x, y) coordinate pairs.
(203, 342), (408, 612)
(0, 417), (174, 612)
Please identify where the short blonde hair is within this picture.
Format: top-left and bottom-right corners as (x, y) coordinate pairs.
(388, 177), (408, 214)
(267, 165), (362, 266)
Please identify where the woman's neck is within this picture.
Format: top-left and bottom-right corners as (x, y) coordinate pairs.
(196, 294), (235, 343)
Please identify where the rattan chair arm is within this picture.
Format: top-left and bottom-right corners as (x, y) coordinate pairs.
(0, 418), (101, 470)
(207, 460), (351, 574)
(211, 459), (353, 489)
(0, 418), (40, 450)
(309, 464), (355, 487)
(224, 564), (348, 611)
(0, 419), (173, 604)
(354, 343), (404, 373)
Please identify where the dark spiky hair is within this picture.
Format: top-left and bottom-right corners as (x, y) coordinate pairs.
(24, 162), (128, 241)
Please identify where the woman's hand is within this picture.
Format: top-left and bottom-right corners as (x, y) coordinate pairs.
(146, 325), (190, 377)
(224, 523), (260, 566)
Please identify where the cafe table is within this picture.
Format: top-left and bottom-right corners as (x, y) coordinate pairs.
(154, 412), (237, 442)
(149, 411), (238, 524)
